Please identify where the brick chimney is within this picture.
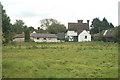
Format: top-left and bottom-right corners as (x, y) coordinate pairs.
(87, 20), (89, 24)
(78, 20), (83, 23)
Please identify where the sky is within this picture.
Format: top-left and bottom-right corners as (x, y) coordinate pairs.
(1, 0), (120, 29)
(119, 1), (120, 25)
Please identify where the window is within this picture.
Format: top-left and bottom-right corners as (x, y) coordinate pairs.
(44, 38), (46, 40)
(85, 36), (87, 39)
(37, 37), (39, 39)
(75, 30), (77, 32)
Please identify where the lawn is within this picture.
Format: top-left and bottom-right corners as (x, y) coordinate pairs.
(2, 41), (118, 78)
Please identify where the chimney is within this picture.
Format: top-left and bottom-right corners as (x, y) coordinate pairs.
(78, 20), (83, 23)
(87, 20), (89, 24)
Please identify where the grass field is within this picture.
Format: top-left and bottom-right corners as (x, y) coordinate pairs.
(2, 41), (118, 78)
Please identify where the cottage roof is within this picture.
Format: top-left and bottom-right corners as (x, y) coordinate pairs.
(34, 30), (47, 33)
(92, 29), (116, 38)
(68, 22), (89, 34)
(56, 33), (65, 39)
(92, 33), (101, 37)
(30, 33), (57, 38)
(14, 34), (24, 38)
(103, 29), (116, 37)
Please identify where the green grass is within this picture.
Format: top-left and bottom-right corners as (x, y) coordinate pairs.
(2, 41), (118, 78)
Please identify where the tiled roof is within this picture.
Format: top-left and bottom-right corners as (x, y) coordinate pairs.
(14, 34), (24, 38)
(68, 22), (89, 34)
(56, 33), (65, 39)
(30, 33), (57, 38)
(103, 29), (116, 37)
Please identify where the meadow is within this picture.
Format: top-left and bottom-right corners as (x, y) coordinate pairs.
(2, 41), (118, 78)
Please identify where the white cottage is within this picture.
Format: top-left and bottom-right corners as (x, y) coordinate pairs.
(78, 30), (91, 42)
(65, 20), (91, 42)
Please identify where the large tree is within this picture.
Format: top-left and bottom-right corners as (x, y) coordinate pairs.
(90, 17), (114, 34)
(102, 17), (110, 28)
(40, 18), (66, 34)
(29, 26), (34, 32)
(2, 8), (12, 43)
(113, 26), (120, 43)
(109, 23), (114, 28)
(47, 23), (66, 34)
(24, 27), (30, 42)
(90, 18), (103, 34)
(13, 20), (25, 34)
(40, 18), (60, 29)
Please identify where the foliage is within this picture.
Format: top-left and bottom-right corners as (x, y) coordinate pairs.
(113, 26), (120, 43)
(47, 23), (66, 34)
(2, 8), (28, 43)
(12, 20), (26, 34)
(2, 42), (118, 78)
(40, 18), (59, 29)
(40, 18), (66, 34)
(90, 17), (114, 34)
(24, 28), (30, 42)
(2, 8), (12, 43)
(29, 26), (34, 32)
(38, 27), (40, 30)
(109, 23), (114, 28)
(92, 33), (103, 41)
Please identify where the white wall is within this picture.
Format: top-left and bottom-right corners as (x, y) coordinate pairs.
(33, 38), (58, 42)
(13, 38), (24, 42)
(66, 31), (77, 41)
(66, 31), (77, 36)
(78, 30), (91, 42)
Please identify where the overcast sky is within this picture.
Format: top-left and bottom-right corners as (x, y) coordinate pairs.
(1, 0), (119, 29)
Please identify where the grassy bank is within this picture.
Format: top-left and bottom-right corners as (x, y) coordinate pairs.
(2, 41), (118, 78)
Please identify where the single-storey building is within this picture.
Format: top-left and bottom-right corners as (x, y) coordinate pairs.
(13, 34), (24, 42)
(102, 29), (116, 42)
(92, 28), (116, 42)
(13, 31), (58, 42)
(56, 33), (65, 42)
(30, 33), (58, 42)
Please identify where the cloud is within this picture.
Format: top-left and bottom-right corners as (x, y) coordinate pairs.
(14, 11), (51, 18)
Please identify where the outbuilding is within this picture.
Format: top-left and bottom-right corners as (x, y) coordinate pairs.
(30, 33), (58, 42)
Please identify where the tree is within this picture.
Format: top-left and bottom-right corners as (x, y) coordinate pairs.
(102, 17), (110, 28)
(90, 17), (114, 34)
(2, 8), (12, 43)
(40, 18), (66, 34)
(90, 18), (102, 34)
(29, 26), (34, 32)
(113, 26), (120, 43)
(13, 20), (25, 34)
(109, 23), (114, 28)
(40, 18), (60, 29)
(47, 23), (66, 34)
(24, 28), (30, 42)
(38, 27), (40, 30)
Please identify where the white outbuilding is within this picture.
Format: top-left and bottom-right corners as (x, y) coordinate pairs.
(78, 30), (91, 42)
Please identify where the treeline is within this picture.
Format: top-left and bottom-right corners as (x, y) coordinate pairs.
(90, 17), (114, 34)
